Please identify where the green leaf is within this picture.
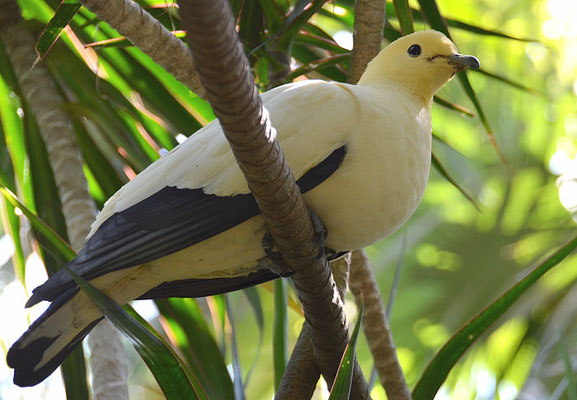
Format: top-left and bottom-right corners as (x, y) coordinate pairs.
(416, 0), (502, 161)
(433, 96), (474, 117)
(273, 279), (288, 390)
(0, 185), (75, 261)
(62, 264), (204, 400)
(72, 119), (125, 198)
(294, 31), (349, 54)
(225, 295), (246, 400)
(242, 287), (264, 384)
(286, 52), (349, 82)
(431, 151), (480, 210)
(559, 335), (577, 400)
(412, 235), (577, 400)
(474, 69), (548, 97)
(386, 3), (538, 42)
(328, 300), (364, 399)
(155, 298), (234, 400)
(457, 72), (505, 162)
(446, 19), (538, 43)
(60, 350), (90, 400)
(35, 0), (81, 61)
(393, 0), (414, 35)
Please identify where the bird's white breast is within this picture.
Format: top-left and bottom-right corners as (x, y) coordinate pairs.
(304, 83), (432, 251)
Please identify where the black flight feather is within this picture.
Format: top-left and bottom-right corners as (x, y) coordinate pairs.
(27, 146), (347, 306)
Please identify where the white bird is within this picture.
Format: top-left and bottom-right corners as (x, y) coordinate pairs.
(7, 30), (479, 386)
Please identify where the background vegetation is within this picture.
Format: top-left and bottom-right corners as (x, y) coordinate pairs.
(0, 0), (576, 399)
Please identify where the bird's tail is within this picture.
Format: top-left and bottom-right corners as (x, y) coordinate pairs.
(6, 288), (104, 387)
(7, 264), (158, 387)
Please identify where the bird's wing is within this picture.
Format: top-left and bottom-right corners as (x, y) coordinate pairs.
(27, 80), (358, 306)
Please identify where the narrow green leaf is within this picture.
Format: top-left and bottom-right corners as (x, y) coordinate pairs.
(416, 0), (502, 161)
(446, 19), (538, 43)
(0, 60), (26, 281)
(0, 185), (75, 261)
(62, 265), (204, 400)
(60, 350), (90, 400)
(384, 22), (403, 42)
(385, 3), (538, 42)
(273, 279), (288, 390)
(207, 294), (227, 353)
(238, 0), (264, 57)
(433, 96), (475, 117)
(72, 119), (125, 198)
(35, 0), (81, 61)
(559, 335), (577, 400)
(431, 151), (480, 211)
(393, 0), (414, 35)
(242, 287), (264, 384)
(0, 42), (34, 209)
(457, 73), (505, 163)
(257, 0), (284, 31)
(286, 53), (350, 82)
(416, 0), (450, 37)
(412, 235), (577, 400)
(0, 199), (26, 282)
(155, 298), (234, 400)
(294, 32), (349, 54)
(225, 295), (246, 400)
(328, 300), (364, 399)
(474, 68), (547, 97)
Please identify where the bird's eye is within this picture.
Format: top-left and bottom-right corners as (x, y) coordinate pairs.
(407, 44), (422, 57)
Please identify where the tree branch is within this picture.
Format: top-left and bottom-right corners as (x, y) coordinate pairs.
(349, 0), (386, 84)
(79, 0), (206, 98)
(177, 0), (368, 396)
(347, 2), (411, 398)
(349, 249), (411, 400)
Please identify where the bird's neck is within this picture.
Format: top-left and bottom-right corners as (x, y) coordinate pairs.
(357, 77), (434, 109)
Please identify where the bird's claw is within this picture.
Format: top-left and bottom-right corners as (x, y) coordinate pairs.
(260, 207), (337, 275)
(261, 231), (291, 276)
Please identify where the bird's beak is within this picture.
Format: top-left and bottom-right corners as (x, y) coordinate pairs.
(447, 53), (480, 71)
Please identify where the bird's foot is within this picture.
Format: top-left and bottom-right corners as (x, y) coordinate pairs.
(261, 231), (291, 276)
(261, 207), (338, 275)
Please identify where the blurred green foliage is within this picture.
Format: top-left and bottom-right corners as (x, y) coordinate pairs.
(0, 0), (576, 399)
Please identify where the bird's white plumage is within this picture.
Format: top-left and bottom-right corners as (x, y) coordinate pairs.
(89, 80), (356, 236)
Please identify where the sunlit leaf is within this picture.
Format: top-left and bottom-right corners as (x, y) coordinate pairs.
(35, 0), (81, 61)
(559, 335), (577, 400)
(286, 53), (349, 82)
(154, 298), (234, 400)
(393, 0), (414, 35)
(431, 151), (480, 210)
(474, 68), (548, 97)
(242, 287), (264, 384)
(434, 96), (475, 117)
(413, 235), (577, 400)
(273, 279), (288, 390)
(328, 300), (364, 399)
(62, 264), (205, 400)
(0, 185), (75, 260)
(225, 295), (246, 400)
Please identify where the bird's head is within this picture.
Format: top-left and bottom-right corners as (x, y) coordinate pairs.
(358, 30), (480, 105)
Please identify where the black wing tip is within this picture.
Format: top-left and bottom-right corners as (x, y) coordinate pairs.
(7, 336), (58, 387)
(7, 318), (102, 387)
